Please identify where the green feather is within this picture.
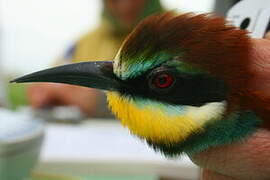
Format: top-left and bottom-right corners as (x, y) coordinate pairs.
(117, 50), (207, 80)
(117, 51), (174, 79)
(148, 111), (261, 157)
(165, 60), (206, 75)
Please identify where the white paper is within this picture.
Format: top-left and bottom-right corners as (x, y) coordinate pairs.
(41, 121), (196, 167)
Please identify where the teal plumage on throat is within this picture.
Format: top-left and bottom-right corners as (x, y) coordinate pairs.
(148, 111), (261, 157)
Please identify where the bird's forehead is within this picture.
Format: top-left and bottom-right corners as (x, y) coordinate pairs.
(113, 48), (205, 80)
(113, 49), (174, 80)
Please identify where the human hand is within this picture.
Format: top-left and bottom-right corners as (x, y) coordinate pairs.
(189, 35), (270, 180)
(190, 129), (270, 180)
(27, 83), (98, 116)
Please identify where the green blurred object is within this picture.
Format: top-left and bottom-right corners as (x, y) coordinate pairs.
(7, 83), (29, 109)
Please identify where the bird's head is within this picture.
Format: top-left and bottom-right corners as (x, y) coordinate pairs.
(12, 12), (260, 156)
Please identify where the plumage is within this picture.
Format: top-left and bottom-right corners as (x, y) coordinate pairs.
(116, 12), (252, 113)
(12, 12), (268, 156)
(107, 91), (226, 144)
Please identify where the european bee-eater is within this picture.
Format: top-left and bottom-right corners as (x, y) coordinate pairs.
(12, 12), (267, 156)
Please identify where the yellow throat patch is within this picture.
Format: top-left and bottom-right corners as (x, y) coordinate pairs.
(107, 92), (226, 145)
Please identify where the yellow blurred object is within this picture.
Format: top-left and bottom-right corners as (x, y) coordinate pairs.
(31, 172), (82, 180)
(60, 0), (164, 64)
(72, 20), (125, 62)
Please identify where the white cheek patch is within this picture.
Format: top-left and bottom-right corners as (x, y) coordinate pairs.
(186, 101), (227, 126)
(107, 91), (228, 144)
(133, 97), (227, 126)
(113, 49), (121, 76)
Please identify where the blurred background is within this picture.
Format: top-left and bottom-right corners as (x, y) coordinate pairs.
(0, 0), (239, 180)
(1, 0), (216, 75)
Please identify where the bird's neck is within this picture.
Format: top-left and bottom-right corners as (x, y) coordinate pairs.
(148, 111), (261, 157)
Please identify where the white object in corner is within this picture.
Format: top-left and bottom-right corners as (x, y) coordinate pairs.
(227, 0), (270, 38)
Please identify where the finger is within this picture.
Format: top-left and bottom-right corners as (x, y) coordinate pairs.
(55, 85), (98, 116)
(264, 32), (270, 40)
(31, 93), (51, 108)
(248, 39), (270, 96)
(27, 83), (63, 108)
(250, 39), (270, 71)
(27, 84), (53, 108)
(202, 169), (236, 180)
(190, 129), (270, 180)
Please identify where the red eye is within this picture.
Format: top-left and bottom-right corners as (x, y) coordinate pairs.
(153, 73), (174, 88)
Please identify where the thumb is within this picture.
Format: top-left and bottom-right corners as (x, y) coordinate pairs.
(190, 129), (270, 180)
(264, 32), (270, 40)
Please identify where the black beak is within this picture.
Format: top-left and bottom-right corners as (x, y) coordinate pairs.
(11, 61), (122, 91)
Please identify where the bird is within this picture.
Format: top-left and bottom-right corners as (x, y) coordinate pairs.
(12, 12), (269, 157)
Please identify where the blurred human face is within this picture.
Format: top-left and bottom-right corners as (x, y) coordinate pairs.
(105, 0), (147, 28)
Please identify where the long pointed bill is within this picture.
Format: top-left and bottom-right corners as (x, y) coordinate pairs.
(11, 61), (122, 91)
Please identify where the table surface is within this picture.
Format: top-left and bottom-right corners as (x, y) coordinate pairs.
(37, 120), (199, 179)
(0, 108), (199, 179)
(41, 120), (194, 163)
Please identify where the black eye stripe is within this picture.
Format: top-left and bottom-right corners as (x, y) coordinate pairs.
(120, 66), (228, 106)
